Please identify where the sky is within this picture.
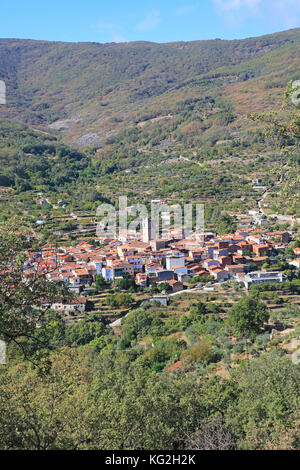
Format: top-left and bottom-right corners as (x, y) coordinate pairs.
(1, 0), (300, 43)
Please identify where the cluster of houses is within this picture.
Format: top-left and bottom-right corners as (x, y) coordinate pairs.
(23, 224), (294, 314)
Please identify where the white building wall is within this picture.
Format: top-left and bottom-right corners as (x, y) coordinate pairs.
(166, 254), (185, 270)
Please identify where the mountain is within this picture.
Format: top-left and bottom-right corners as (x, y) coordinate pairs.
(0, 28), (299, 150)
(0, 29), (299, 220)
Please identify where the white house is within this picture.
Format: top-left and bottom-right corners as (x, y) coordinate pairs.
(102, 266), (114, 282)
(41, 297), (86, 314)
(289, 259), (300, 269)
(166, 253), (185, 270)
(67, 276), (81, 294)
(242, 271), (286, 289)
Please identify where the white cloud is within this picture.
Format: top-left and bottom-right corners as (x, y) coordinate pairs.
(112, 33), (126, 43)
(136, 10), (161, 32)
(91, 21), (118, 32)
(91, 22), (126, 43)
(213, 0), (300, 29)
(212, 0), (261, 28)
(174, 5), (196, 16)
(213, 0), (261, 12)
(272, 0), (300, 28)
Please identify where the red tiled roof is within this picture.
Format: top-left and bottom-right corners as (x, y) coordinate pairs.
(167, 361), (183, 372)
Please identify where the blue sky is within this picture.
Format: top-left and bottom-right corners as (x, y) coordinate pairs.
(1, 0), (300, 43)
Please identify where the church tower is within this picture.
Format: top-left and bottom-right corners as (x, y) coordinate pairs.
(142, 217), (152, 243)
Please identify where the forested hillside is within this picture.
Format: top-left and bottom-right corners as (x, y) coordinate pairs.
(0, 28), (299, 150)
(0, 29), (299, 225)
(0, 119), (90, 190)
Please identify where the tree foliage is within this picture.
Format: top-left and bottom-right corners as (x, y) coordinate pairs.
(228, 294), (269, 339)
(0, 224), (71, 355)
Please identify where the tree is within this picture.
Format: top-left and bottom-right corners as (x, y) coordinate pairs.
(185, 417), (235, 450)
(157, 282), (171, 293)
(121, 308), (154, 343)
(107, 292), (133, 308)
(214, 213), (237, 235)
(89, 365), (203, 449)
(249, 82), (300, 217)
(64, 320), (107, 346)
(0, 348), (95, 449)
(227, 352), (300, 449)
(115, 274), (136, 291)
(181, 341), (215, 366)
(190, 301), (207, 317)
(95, 274), (108, 291)
(228, 295), (269, 339)
(0, 224), (71, 356)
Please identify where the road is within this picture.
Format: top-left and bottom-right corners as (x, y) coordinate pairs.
(168, 285), (207, 297)
(109, 285), (207, 326)
(110, 314), (129, 328)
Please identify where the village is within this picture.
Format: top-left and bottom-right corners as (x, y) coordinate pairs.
(23, 207), (299, 318)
